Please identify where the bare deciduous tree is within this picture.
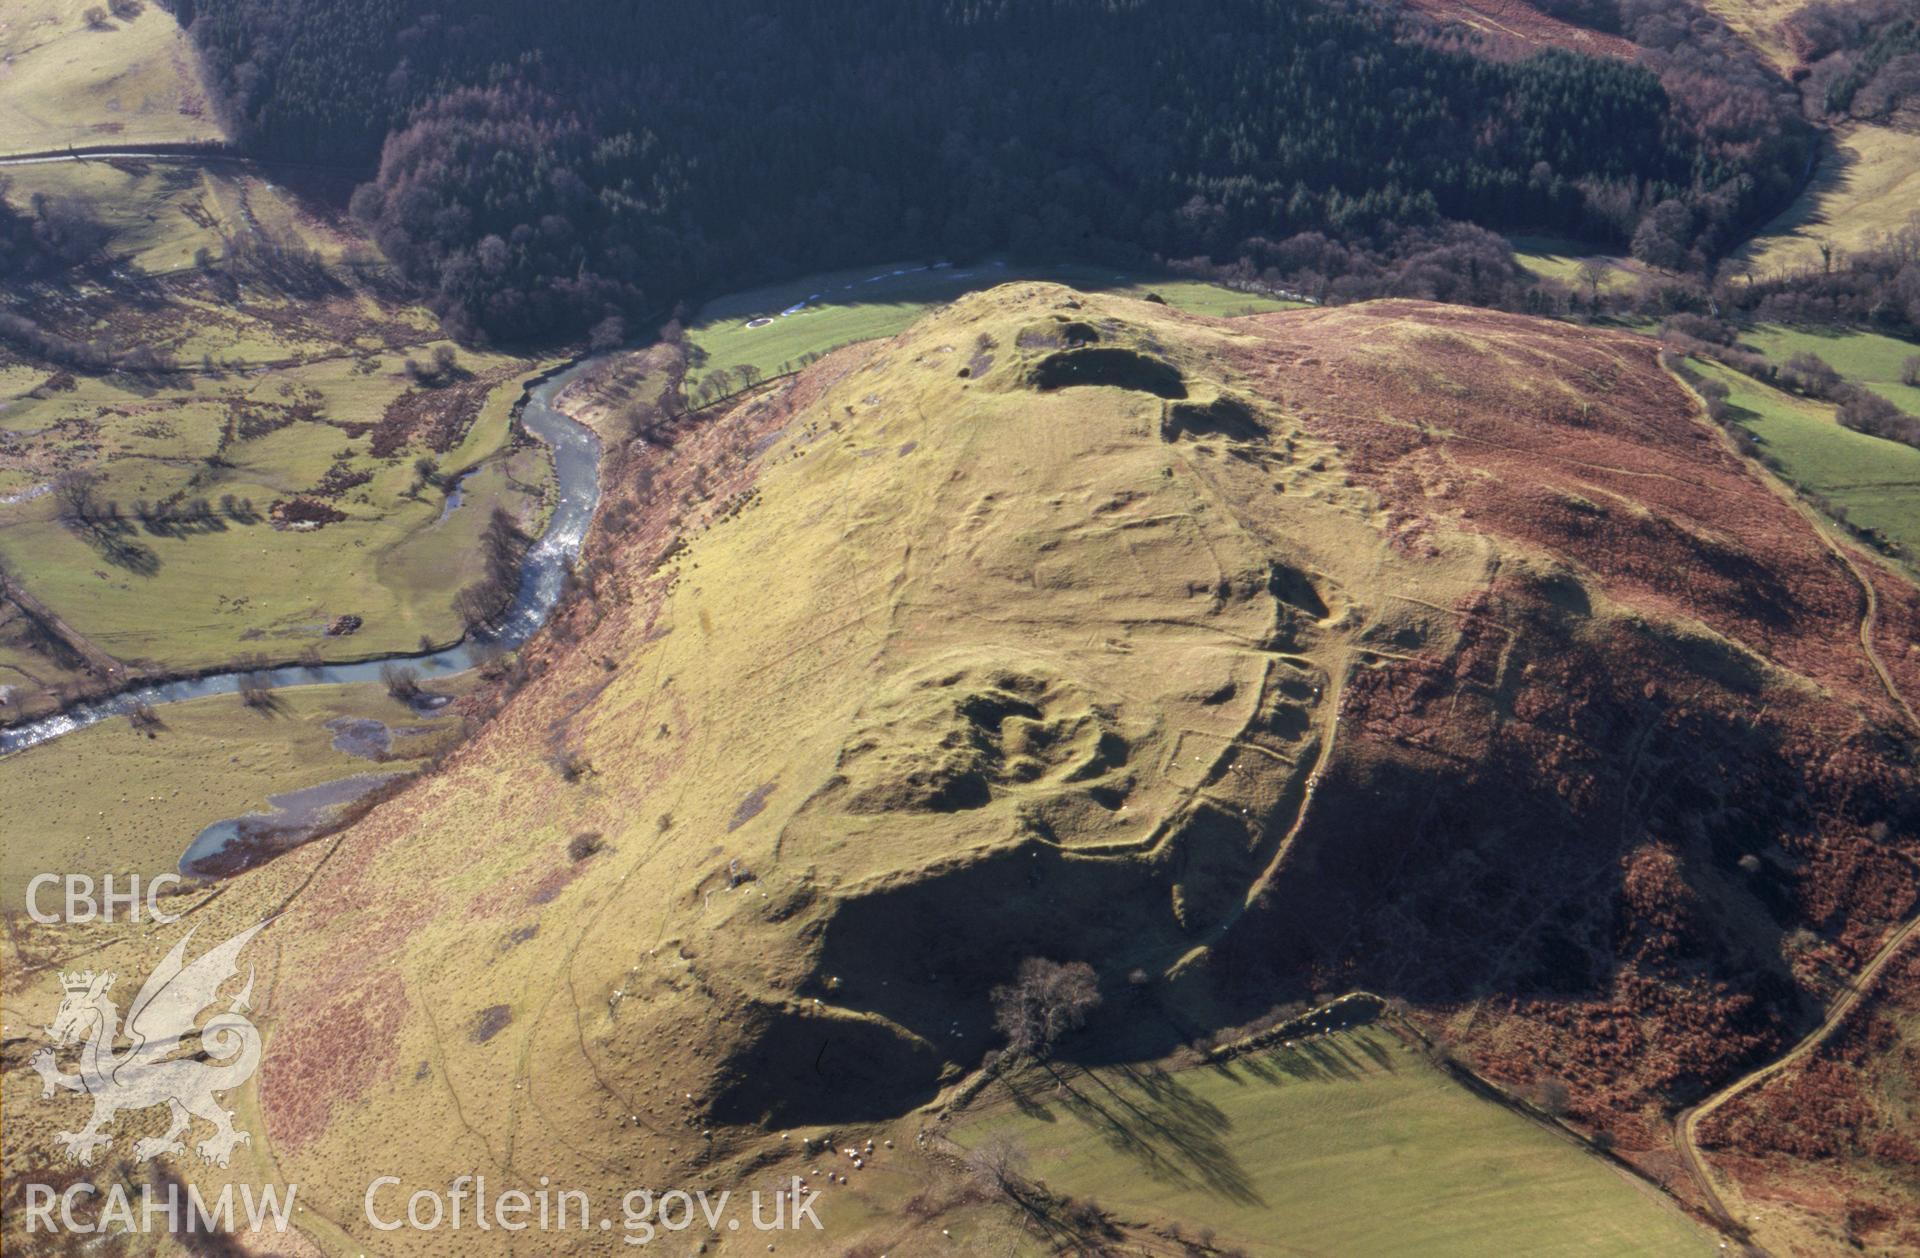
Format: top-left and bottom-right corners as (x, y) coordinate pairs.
(991, 958), (1101, 1059)
(380, 662), (421, 702)
(54, 471), (102, 528)
(235, 655), (275, 709)
(454, 582), (499, 632)
(1575, 260), (1606, 306)
(965, 1133), (1034, 1208)
(589, 316), (626, 351)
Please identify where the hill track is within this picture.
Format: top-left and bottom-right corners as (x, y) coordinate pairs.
(1663, 361), (1920, 1252)
(1668, 361), (1917, 733)
(1830, 541), (1920, 733)
(0, 142), (360, 173)
(1672, 913), (1920, 1254)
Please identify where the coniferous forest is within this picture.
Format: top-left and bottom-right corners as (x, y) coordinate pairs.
(169, 0), (1813, 341)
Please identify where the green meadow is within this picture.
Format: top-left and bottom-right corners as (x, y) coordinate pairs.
(1508, 236), (1638, 294)
(1738, 324), (1920, 416)
(952, 1023), (1714, 1256)
(1694, 358), (1920, 561)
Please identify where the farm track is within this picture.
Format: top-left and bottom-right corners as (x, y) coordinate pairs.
(1832, 542), (1920, 732)
(0, 142), (361, 173)
(1664, 362), (1920, 1253)
(1672, 913), (1920, 1255)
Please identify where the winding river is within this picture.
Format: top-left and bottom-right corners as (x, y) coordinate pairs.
(0, 356), (604, 758)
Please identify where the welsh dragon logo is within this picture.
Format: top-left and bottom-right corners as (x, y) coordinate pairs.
(31, 921), (268, 1167)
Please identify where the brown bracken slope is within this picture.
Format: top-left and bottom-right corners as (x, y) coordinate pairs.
(1219, 299), (1920, 1200)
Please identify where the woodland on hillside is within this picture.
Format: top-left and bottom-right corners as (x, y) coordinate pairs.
(164, 0), (1812, 342)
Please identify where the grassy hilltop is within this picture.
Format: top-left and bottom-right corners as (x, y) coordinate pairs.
(10, 283), (1916, 1253)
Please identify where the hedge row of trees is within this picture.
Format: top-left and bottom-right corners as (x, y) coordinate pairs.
(1730, 220), (1920, 332)
(171, 0), (1811, 343)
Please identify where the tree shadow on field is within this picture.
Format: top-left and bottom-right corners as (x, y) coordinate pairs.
(77, 521), (161, 576)
(1002, 1069), (1064, 1121)
(1733, 137), (1858, 269)
(1032, 1059), (1262, 1206)
(241, 690), (291, 718)
(1352, 1032), (1397, 1072)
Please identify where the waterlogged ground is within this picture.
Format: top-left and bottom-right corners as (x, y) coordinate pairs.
(0, 677), (467, 911)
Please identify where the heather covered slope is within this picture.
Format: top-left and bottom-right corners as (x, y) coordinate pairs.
(6, 286), (1916, 1251)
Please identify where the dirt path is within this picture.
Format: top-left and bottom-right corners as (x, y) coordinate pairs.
(0, 142), (358, 172)
(1828, 540), (1920, 732)
(1661, 363), (1920, 1251)
(1672, 913), (1920, 1252)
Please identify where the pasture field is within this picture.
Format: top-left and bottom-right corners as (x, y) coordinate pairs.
(0, 677), (467, 913)
(1737, 126), (1920, 278)
(1739, 324), (1920, 415)
(683, 259), (1301, 397)
(0, 162), (559, 700)
(952, 1023), (1716, 1256)
(0, 0), (220, 156)
(1693, 358), (1920, 560)
(1, 159), (436, 368)
(2, 157), (370, 278)
(1509, 236), (1639, 293)
(0, 355), (555, 673)
(0, 611), (89, 722)
(1, 158), (227, 273)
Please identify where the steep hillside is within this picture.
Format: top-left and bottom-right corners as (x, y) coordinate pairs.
(176, 0), (1808, 341)
(1212, 300), (1920, 1169)
(0, 0), (222, 155)
(1696, 946), (1920, 1253)
(1737, 124), (1920, 277)
(7, 285), (1917, 1252)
